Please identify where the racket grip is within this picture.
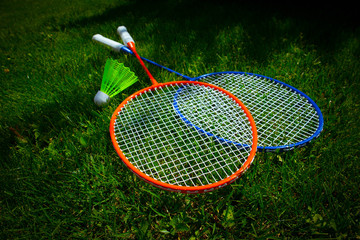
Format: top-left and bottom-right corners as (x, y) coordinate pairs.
(92, 34), (125, 52)
(117, 26), (135, 46)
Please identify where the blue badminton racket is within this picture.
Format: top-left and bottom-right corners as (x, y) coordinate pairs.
(92, 31), (323, 152)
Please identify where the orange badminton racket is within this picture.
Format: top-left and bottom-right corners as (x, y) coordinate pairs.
(109, 27), (257, 193)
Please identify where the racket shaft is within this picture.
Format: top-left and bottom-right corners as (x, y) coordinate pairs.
(126, 42), (158, 85)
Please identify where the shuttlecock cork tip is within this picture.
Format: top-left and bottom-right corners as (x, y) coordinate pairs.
(94, 90), (110, 107)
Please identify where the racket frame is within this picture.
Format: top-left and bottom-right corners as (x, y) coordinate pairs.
(110, 80), (258, 193)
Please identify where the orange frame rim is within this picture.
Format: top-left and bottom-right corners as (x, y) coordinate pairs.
(109, 81), (258, 194)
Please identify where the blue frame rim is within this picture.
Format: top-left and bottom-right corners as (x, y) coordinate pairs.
(185, 71), (324, 152)
(120, 45), (323, 151)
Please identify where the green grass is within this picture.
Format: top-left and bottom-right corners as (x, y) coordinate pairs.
(1, 0), (359, 239)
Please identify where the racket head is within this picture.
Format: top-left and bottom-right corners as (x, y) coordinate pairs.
(187, 72), (323, 151)
(110, 81), (257, 193)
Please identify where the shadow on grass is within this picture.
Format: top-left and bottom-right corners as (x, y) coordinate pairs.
(57, 0), (357, 64)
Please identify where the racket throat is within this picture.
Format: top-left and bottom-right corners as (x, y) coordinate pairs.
(127, 42), (159, 85)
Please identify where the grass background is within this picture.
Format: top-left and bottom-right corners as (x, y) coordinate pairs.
(1, 0), (359, 239)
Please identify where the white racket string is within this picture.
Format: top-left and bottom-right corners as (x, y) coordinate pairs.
(113, 83), (255, 187)
(200, 73), (320, 148)
(174, 85), (252, 145)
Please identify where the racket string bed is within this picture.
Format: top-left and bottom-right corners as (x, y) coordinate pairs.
(113, 83), (255, 187)
(200, 73), (320, 148)
(252, 83), (318, 141)
(174, 85), (253, 145)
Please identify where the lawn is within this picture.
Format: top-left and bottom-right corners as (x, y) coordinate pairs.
(1, 0), (359, 239)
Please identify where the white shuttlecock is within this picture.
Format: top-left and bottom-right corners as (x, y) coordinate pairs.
(94, 58), (138, 106)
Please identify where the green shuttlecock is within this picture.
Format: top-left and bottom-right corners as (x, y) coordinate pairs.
(94, 58), (138, 106)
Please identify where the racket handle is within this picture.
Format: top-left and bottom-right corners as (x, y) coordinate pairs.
(117, 26), (135, 46)
(92, 34), (123, 52)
